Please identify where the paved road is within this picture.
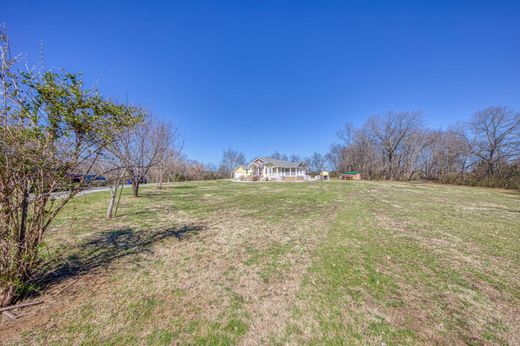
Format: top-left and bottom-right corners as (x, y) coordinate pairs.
(50, 184), (132, 199)
(77, 185), (129, 196)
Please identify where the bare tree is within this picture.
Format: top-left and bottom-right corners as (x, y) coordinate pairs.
(151, 123), (181, 189)
(150, 146), (183, 186)
(289, 154), (302, 162)
(399, 129), (434, 180)
(271, 151), (282, 159)
(420, 129), (470, 181)
(337, 122), (355, 147)
(109, 115), (172, 197)
(306, 152), (326, 174)
(467, 106), (520, 177)
(184, 159), (206, 180)
(103, 116), (180, 218)
(343, 126), (380, 178)
(325, 143), (343, 172)
(218, 149), (246, 177)
(270, 151), (290, 161)
(368, 111), (424, 180)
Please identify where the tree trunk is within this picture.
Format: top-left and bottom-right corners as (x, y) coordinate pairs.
(18, 182), (30, 257)
(4, 184), (32, 306)
(488, 160), (494, 177)
(107, 186), (117, 218)
(387, 153), (394, 180)
(114, 180), (125, 217)
(132, 180), (139, 197)
(158, 167), (164, 190)
(107, 170), (126, 218)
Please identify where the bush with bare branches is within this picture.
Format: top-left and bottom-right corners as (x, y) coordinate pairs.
(0, 30), (142, 306)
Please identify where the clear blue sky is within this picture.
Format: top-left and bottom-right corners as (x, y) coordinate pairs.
(3, 1), (520, 164)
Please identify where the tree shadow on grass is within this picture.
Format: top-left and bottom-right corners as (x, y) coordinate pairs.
(501, 190), (520, 198)
(35, 224), (206, 291)
(138, 186), (197, 199)
(171, 185), (197, 189)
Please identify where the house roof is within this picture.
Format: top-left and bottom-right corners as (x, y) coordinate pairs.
(234, 165), (248, 171)
(251, 156), (305, 168)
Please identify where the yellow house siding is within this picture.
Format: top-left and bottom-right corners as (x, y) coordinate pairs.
(233, 166), (251, 178)
(234, 167), (246, 174)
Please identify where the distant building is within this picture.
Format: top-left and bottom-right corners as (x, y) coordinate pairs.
(320, 171), (330, 180)
(244, 156), (308, 181)
(340, 171), (361, 180)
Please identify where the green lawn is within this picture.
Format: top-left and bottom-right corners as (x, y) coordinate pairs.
(2, 180), (519, 345)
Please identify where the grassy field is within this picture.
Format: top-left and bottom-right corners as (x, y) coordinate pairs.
(1, 180), (519, 345)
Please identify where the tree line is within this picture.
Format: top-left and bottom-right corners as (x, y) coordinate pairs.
(327, 108), (519, 188)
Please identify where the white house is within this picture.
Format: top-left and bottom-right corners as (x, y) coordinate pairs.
(247, 157), (308, 181)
